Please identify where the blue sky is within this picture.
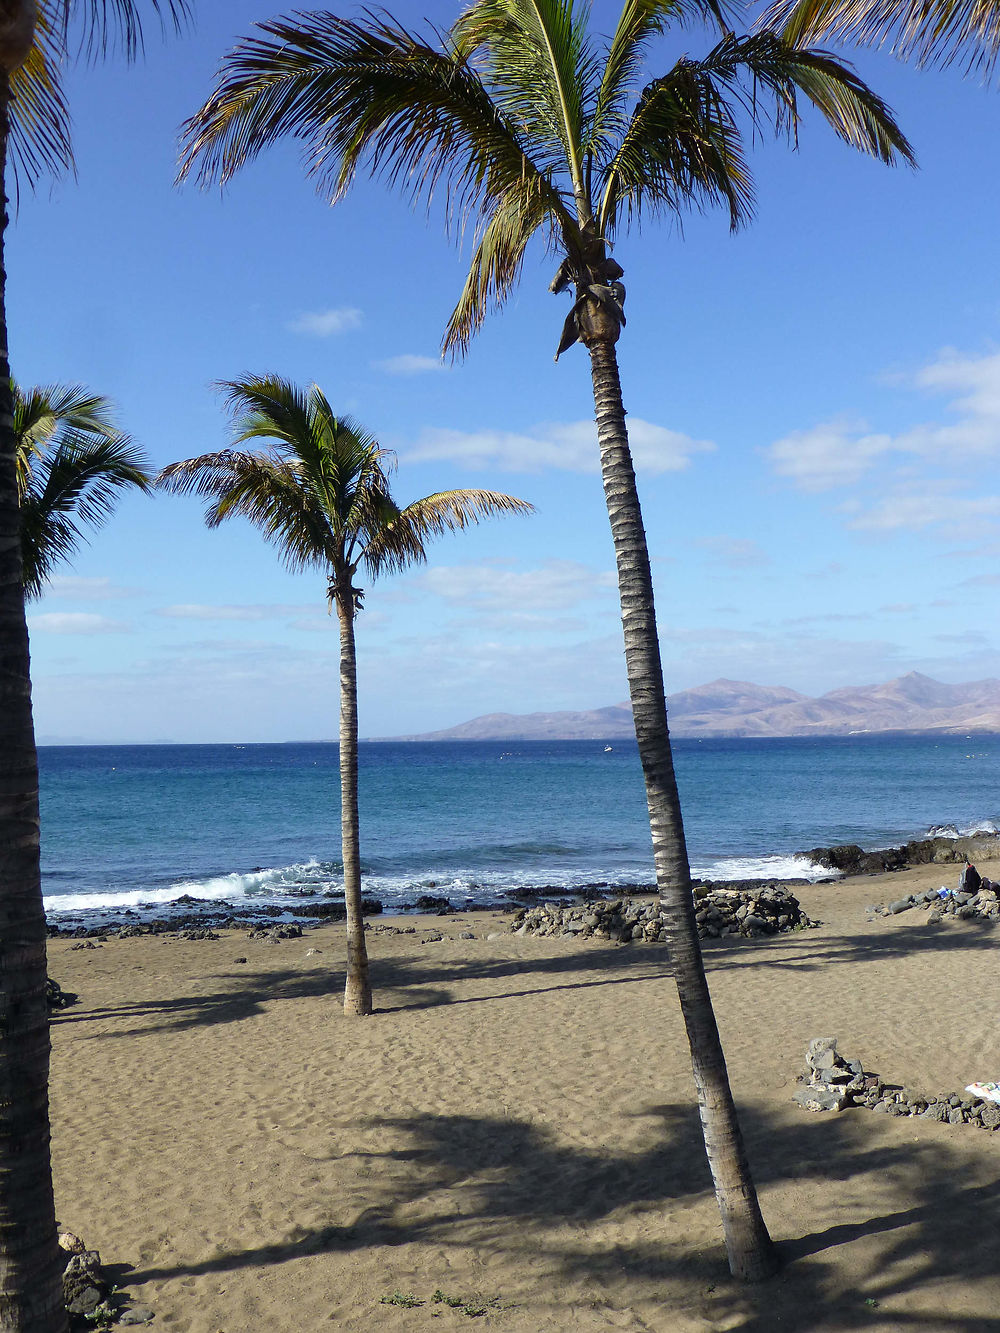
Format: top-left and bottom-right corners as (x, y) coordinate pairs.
(16, 0), (1000, 741)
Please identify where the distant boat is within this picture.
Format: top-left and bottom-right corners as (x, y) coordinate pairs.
(604, 745), (613, 752)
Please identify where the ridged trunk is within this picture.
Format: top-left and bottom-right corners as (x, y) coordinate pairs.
(0, 67), (70, 1333)
(586, 333), (777, 1283)
(336, 591), (372, 1016)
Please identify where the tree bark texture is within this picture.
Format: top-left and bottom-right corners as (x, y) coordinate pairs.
(0, 70), (69, 1333)
(586, 333), (778, 1283)
(337, 592), (372, 1016)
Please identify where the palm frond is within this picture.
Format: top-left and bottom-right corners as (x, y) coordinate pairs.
(8, 11), (72, 191)
(445, 186), (560, 353)
(588, 0), (732, 162)
(178, 10), (574, 251)
(157, 448), (341, 573)
(652, 31), (914, 167)
(453, 0), (600, 198)
(761, 0), (1000, 75)
(598, 54), (756, 236)
(15, 380), (118, 449)
(19, 408), (152, 597)
(58, 0), (191, 62)
(364, 487), (534, 577)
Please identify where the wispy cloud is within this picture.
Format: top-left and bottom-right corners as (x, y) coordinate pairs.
(764, 346), (1000, 530)
(28, 612), (129, 634)
(374, 353), (445, 376)
(156, 603), (314, 622)
(405, 417), (714, 475)
(696, 536), (770, 568)
(419, 559), (616, 612)
(43, 575), (140, 601)
(765, 419), (893, 492)
(287, 307), (362, 337)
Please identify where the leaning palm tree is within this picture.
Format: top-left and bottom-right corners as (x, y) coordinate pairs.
(0, 5), (187, 1329)
(15, 381), (152, 597)
(178, 0), (913, 1281)
(158, 375), (531, 1017)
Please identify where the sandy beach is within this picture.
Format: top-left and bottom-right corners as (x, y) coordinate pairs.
(47, 862), (1000, 1332)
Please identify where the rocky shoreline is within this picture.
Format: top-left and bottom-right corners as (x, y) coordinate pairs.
(804, 831), (1000, 877)
(43, 831), (1000, 940)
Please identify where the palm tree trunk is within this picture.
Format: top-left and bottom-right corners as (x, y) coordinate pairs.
(586, 333), (777, 1283)
(0, 70), (70, 1333)
(336, 590), (372, 1016)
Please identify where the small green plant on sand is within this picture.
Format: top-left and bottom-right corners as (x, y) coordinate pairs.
(84, 1300), (117, 1328)
(431, 1291), (494, 1317)
(432, 1291), (464, 1308)
(380, 1291), (424, 1308)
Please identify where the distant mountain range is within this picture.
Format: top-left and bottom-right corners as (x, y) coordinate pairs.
(381, 672), (1000, 741)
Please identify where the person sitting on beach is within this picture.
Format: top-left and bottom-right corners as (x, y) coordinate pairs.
(959, 860), (982, 894)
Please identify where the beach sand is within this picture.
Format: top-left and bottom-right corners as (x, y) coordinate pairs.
(47, 862), (1000, 1332)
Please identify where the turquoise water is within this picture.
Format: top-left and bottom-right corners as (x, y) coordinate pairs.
(37, 735), (1000, 920)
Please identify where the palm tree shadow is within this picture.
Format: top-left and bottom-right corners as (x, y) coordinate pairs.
(124, 1096), (1000, 1329)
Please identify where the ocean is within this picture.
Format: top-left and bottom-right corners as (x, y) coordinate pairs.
(37, 734), (1000, 924)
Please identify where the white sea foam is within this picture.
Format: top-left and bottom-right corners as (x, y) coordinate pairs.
(691, 854), (838, 883)
(43, 858), (335, 917)
(927, 820), (999, 838)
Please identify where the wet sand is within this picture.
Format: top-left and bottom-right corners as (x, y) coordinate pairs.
(47, 861), (1000, 1331)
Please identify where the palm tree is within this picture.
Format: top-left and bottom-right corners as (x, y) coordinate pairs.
(177, 0), (913, 1281)
(15, 381), (152, 597)
(158, 375), (531, 1016)
(0, 5), (186, 1329)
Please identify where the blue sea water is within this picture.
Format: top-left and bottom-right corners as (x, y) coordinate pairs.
(37, 734), (1000, 922)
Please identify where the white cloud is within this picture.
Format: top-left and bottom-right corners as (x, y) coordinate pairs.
(419, 559), (616, 612)
(763, 346), (1000, 530)
(405, 417), (714, 475)
(43, 576), (139, 600)
(374, 354), (445, 375)
(843, 488), (1000, 532)
(28, 613), (129, 634)
(287, 307), (362, 337)
(765, 419), (893, 492)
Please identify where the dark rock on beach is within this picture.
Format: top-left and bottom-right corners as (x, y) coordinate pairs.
(46, 978), (78, 1010)
(805, 832), (1000, 878)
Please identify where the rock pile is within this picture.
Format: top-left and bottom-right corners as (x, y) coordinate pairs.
(873, 884), (1000, 923)
(795, 1037), (1000, 1129)
(510, 886), (812, 944)
(247, 923), (303, 942)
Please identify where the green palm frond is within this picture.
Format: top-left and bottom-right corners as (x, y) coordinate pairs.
(598, 55), (756, 236)
(453, 0), (601, 198)
(676, 31), (915, 163)
(178, 11), (574, 245)
(159, 374), (533, 611)
(588, 0), (731, 162)
(446, 186), (562, 353)
(158, 448), (341, 572)
(366, 487), (534, 577)
(8, 11), (72, 191)
(15, 380), (152, 598)
(761, 0), (1000, 74)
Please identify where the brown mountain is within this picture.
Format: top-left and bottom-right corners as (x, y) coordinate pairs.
(381, 673), (1000, 740)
